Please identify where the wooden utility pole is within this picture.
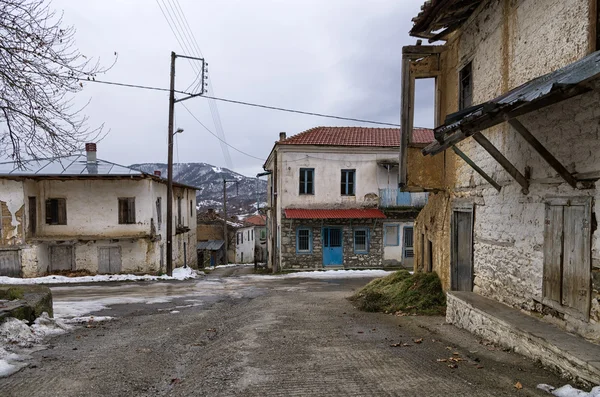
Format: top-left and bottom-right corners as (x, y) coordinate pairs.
(165, 52), (207, 276)
(166, 51), (176, 276)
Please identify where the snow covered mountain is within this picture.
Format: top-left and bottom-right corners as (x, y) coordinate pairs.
(130, 163), (268, 216)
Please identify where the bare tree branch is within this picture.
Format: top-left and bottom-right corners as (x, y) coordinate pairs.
(0, 0), (116, 164)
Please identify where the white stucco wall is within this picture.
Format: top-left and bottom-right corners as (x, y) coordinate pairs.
(0, 179), (25, 245)
(383, 221), (413, 263)
(235, 226), (255, 263)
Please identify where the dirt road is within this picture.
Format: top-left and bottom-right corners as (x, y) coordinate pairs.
(0, 267), (566, 396)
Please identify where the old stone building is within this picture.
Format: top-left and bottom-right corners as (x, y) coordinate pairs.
(401, 0), (600, 383)
(0, 144), (198, 277)
(263, 127), (432, 271)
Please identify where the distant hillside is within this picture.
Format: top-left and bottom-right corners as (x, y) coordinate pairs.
(130, 162), (268, 216)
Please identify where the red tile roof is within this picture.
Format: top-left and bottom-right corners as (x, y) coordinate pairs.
(284, 208), (386, 219)
(244, 214), (266, 226)
(278, 127), (433, 147)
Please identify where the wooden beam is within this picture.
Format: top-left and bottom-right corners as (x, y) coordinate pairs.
(451, 146), (502, 191)
(507, 118), (578, 188)
(399, 55), (415, 187)
(402, 45), (446, 55)
(472, 132), (530, 193)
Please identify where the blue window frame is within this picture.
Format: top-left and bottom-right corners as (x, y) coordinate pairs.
(341, 169), (355, 196)
(354, 228), (369, 254)
(403, 226), (414, 258)
(299, 168), (314, 195)
(296, 227), (312, 253)
(384, 224), (400, 246)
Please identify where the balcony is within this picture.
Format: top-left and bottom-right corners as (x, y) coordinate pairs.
(379, 188), (429, 208)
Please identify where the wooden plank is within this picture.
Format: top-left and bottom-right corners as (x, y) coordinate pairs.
(543, 205), (563, 303)
(452, 146), (502, 191)
(50, 246), (73, 272)
(0, 250), (21, 277)
(98, 247), (110, 274)
(57, 199), (66, 225)
(455, 211), (473, 291)
(399, 55), (414, 187)
(562, 204), (591, 319)
(109, 247), (122, 273)
(472, 133), (530, 193)
(402, 45), (447, 55)
(508, 119), (578, 188)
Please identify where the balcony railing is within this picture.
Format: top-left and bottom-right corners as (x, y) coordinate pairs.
(379, 188), (429, 208)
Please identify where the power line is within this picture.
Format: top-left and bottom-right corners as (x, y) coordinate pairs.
(80, 77), (403, 127)
(179, 101), (266, 161)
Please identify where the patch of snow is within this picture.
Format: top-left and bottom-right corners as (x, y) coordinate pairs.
(212, 263), (254, 269)
(538, 384), (600, 397)
(0, 347), (26, 378)
(30, 313), (71, 338)
(170, 311), (180, 314)
(63, 316), (113, 324)
(242, 269), (393, 280)
(0, 266), (201, 285)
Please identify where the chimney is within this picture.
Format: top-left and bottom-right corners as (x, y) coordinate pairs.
(279, 132), (286, 141)
(154, 170), (162, 177)
(85, 143), (97, 164)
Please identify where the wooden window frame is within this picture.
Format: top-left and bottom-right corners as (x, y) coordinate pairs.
(459, 61), (473, 110)
(45, 198), (67, 225)
(118, 197), (136, 224)
(299, 168), (315, 195)
(341, 169), (356, 196)
(156, 197), (162, 231)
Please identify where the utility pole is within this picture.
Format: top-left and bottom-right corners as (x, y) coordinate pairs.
(222, 179), (237, 265)
(165, 52), (208, 276)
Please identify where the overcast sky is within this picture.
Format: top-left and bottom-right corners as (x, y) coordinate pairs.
(49, 0), (433, 177)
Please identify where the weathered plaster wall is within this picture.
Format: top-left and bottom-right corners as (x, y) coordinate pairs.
(406, 147), (444, 190)
(236, 226), (255, 263)
(279, 218), (385, 270)
(0, 179), (25, 245)
(278, 147), (399, 209)
(382, 221), (413, 263)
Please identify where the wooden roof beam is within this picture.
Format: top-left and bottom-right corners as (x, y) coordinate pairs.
(507, 118), (578, 188)
(452, 146), (502, 191)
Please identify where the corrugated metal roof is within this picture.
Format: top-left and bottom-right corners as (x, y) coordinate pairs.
(197, 240), (224, 251)
(284, 208), (386, 219)
(424, 50), (600, 155)
(278, 127), (434, 147)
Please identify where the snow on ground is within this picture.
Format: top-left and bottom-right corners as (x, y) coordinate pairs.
(538, 384), (600, 397)
(0, 313), (70, 377)
(0, 266), (201, 285)
(213, 263), (255, 269)
(243, 269), (394, 280)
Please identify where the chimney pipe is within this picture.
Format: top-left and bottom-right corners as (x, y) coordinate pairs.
(85, 143), (97, 164)
(279, 132), (286, 141)
(154, 170), (162, 177)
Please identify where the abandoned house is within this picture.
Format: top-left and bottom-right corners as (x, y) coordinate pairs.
(401, 0), (600, 383)
(0, 144), (198, 277)
(235, 214), (267, 264)
(196, 208), (240, 264)
(263, 127), (432, 271)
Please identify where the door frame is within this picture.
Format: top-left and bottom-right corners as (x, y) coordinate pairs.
(451, 200), (474, 291)
(322, 226), (344, 266)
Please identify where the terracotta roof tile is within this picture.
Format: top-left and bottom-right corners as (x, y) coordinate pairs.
(278, 127), (433, 147)
(244, 215), (266, 226)
(284, 208), (386, 219)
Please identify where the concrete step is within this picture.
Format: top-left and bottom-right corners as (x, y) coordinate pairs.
(447, 291), (600, 386)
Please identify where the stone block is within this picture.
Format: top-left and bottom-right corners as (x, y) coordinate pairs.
(0, 284), (53, 323)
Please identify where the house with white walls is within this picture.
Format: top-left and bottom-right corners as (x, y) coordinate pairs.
(235, 214), (267, 263)
(0, 144), (197, 277)
(263, 127), (432, 271)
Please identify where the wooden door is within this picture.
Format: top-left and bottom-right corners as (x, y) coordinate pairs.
(543, 198), (591, 319)
(98, 247), (122, 274)
(49, 246), (74, 272)
(452, 209), (473, 291)
(0, 250), (21, 277)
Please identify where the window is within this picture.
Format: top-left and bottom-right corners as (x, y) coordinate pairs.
(190, 200), (193, 217)
(384, 225), (399, 246)
(459, 62), (473, 110)
(28, 197), (37, 236)
(341, 169), (355, 196)
(296, 227), (312, 253)
(403, 226), (414, 258)
(354, 228), (369, 254)
(118, 197), (136, 224)
(260, 229), (266, 240)
(252, 229), (254, 240)
(45, 198), (67, 225)
(299, 168), (314, 195)
(156, 198), (162, 230)
(236, 232), (240, 245)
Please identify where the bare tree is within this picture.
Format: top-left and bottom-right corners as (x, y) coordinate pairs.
(0, 0), (115, 163)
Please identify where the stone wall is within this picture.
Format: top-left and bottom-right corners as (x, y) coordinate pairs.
(279, 218), (385, 270)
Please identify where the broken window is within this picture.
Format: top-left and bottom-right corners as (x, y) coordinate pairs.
(118, 197), (136, 224)
(299, 168), (314, 195)
(341, 169), (355, 196)
(45, 198), (67, 225)
(459, 62), (473, 110)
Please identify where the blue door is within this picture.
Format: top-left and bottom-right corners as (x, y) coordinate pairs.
(323, 227), (343, 266)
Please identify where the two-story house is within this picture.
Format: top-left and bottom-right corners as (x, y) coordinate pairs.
(0, 143), (197, 277)
(401, 0), (600, 383)
(235, 214), (267, 264)
(263, 126), (432, 271)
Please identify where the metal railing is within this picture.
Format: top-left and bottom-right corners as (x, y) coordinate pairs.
(379, 188), (429, 208)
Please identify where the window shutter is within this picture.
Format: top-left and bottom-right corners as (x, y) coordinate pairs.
(45, 199), (52, 224)
(128, 198), (136, 223)
(57, 199), (66, 225)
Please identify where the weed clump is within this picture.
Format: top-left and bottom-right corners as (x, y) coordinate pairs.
(349, 270), (446, 315)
